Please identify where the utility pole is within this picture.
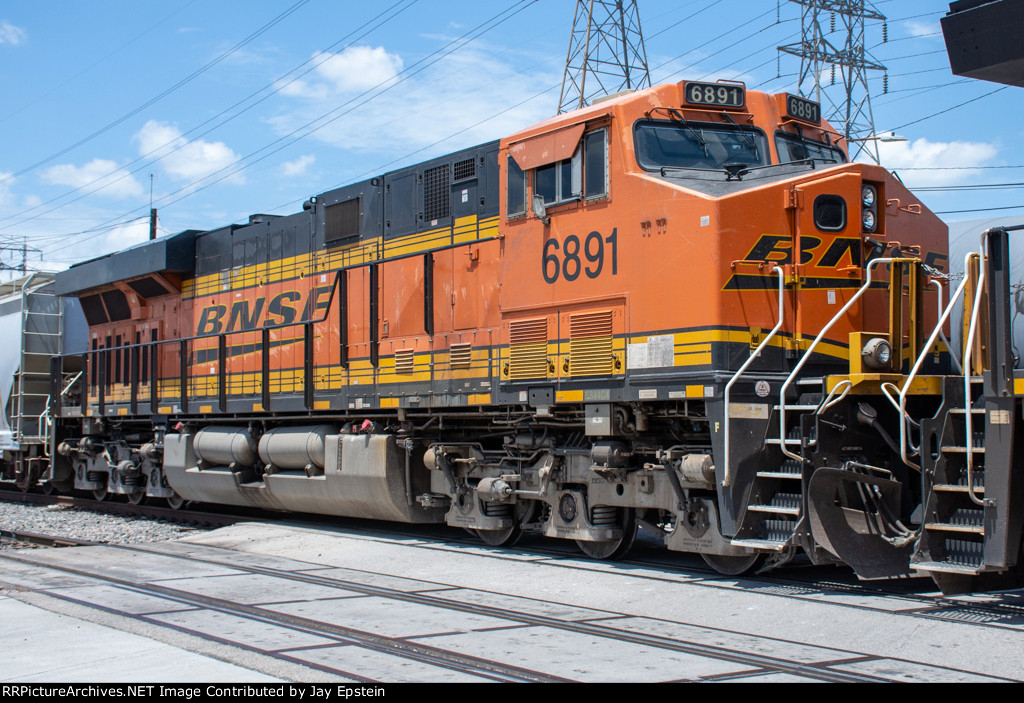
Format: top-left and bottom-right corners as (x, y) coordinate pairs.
(558, 0), (651, 114)
(778, 0), (888, 163)
(149, 173), (157, 240)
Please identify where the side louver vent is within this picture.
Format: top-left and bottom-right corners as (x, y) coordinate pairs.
(450, 343), (472, 369)
(394, 349), (415, 375)
(509, 318), (548, 380)
(569, 310), (613, 377)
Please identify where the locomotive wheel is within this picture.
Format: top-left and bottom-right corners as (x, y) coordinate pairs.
(41, 482), (57, 495)
(166, 493), (186, 510)
(701, 552), (766, 576)
(92, 487), (108, 502)
(576, 507), (638, 560)
(126, 488), (147, 506)
(475, 523), (522, 547)
(475, 501), (533, 547)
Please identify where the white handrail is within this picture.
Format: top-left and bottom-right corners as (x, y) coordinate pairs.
(897, 251), (976, 470)
(722, 266), (785, 487)
(778, 257), (899, 463)
(962, 232), (990, 507)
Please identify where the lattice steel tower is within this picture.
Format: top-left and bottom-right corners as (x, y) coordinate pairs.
(558, 0), (651, 114)
(778, 1), (887, 162)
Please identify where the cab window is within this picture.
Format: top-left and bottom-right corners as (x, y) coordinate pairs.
(507, 155), (526, 217)
(775, 132), (846, 165)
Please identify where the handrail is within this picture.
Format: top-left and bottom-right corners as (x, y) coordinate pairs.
(778, 257), (903, 463)
(897, 251), (976, 471)
(723, 266), (785, 487)
(962, 233), (991, 507)
(59, 269), (345, 413)
(38, 402), (51, 458)
(931, 279), (963, 376)
(60, 371), (82, 397)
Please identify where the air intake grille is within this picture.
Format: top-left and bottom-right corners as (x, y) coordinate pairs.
(394, 349), (415, 375)
(509, 318), (548, 380)
(450, 343), (472, 369)
(569, 310), (613, 377)
(423, 165), (451, 222)
(454, 158), (476, 182)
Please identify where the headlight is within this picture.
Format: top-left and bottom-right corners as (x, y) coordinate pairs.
(862, 337), (893, 370)
(862, 209), (876, 232)
(861, 185), (876, 207)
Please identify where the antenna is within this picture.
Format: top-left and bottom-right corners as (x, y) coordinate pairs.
(778, 0), (888, 163)
(558, 0), (651, 114)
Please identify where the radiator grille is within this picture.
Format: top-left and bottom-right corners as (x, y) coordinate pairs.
(450, 343), (472, 369)
(569, 310), (613, 377)
(423, 165), (450, 222)
(509, 318), (548, 380)
(394, 348), (415, 375)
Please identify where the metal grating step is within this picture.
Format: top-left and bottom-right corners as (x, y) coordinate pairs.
(748, 492), (801, 516)
(925, 509), (985, 535)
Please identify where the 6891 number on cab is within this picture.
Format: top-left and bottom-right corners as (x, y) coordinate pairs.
(542, 229), (618, 284)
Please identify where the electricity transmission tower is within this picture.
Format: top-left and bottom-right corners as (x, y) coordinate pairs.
(778, 0), (888, 163)
(558, 0), (651, 114)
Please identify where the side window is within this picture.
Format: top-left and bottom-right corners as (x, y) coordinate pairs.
(584, 129), (607, 199)
(536, 146), (582, 205)
(507, 155), (526, 217)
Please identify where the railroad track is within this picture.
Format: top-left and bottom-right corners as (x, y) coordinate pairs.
(0, 537), (926, 683)
(4, 487), (1023, 633)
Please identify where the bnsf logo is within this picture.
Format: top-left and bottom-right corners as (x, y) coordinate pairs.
(741, 234), (947, 270)
(196, 285), (333, 335)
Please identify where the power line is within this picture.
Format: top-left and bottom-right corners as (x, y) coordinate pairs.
(39, 1), (535, 258)
(0, 0), (419, 231)
(0, 0), (311, 188)
(0, 0), (203, 124)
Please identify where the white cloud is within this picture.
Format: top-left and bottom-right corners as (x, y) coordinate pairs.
(42, 159), (145, 199)
(281, 154), (315, 177)
(313, 46), (403, 93)
(904, 20), (939, 39)
(872, 137), (999, 186)
(0, 21), (26, 46)
(279, 46), (404, 99)
(135, 120), (243, 183)
(101, 220), (151, 254)
(268, 42), (557, 160)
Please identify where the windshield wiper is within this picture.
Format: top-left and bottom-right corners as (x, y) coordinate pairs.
(720, 111), (759, 159)
(667, 108), (707, 155)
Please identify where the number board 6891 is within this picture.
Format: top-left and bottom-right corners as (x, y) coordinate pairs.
(683, 82), (745, 109)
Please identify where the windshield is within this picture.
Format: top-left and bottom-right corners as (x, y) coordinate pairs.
(775, 132), (846, 165)
(634, 120), (769, 172)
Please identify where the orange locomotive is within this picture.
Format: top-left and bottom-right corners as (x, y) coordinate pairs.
(40, 78), (1024, 591)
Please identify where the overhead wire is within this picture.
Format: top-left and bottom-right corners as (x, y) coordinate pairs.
(39, 0), (536, 258)
(0, 0), (420, 231)
(0, 0), (312, 188)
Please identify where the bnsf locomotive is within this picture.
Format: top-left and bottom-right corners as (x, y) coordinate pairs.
(5, 79), (1023, 593)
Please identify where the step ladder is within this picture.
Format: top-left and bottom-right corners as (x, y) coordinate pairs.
(731, 377), (823, 552)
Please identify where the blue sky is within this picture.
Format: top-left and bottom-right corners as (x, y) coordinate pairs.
(0, 0), (1019, 274)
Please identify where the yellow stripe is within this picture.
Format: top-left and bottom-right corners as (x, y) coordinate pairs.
(468, 393), (492, 405)
(379, 397), (400, 408)
(686, 385), (705, 398)
(556, 390), (584, 403)
(183, 215), (491, 300)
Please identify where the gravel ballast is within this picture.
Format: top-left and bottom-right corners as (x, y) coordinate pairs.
(0, 502), (212, 549)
